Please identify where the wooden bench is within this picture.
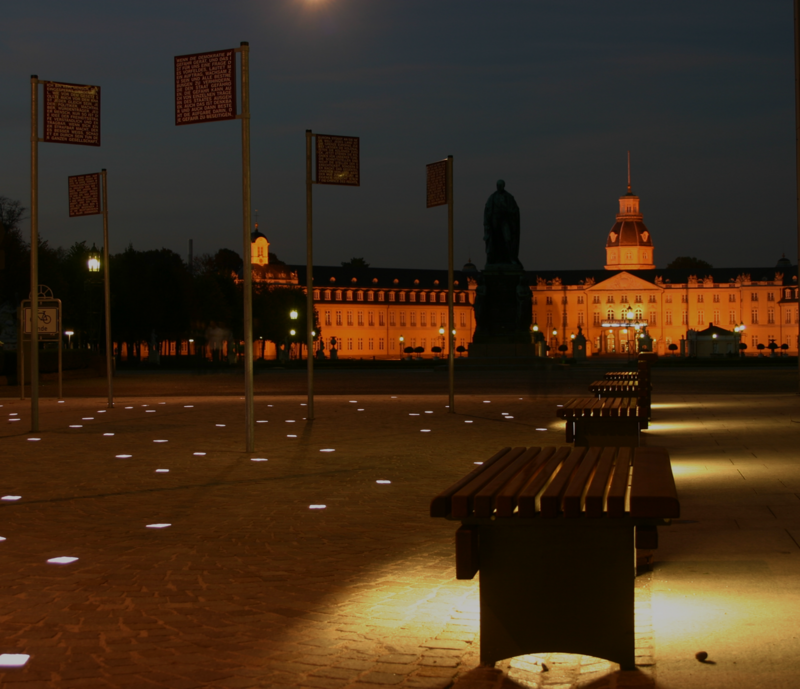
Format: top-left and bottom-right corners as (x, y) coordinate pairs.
(604, 371), (639, 381)
(430, 445), (679, 669)
(588, 379), (639, 396)
(557, 397), (647, 446)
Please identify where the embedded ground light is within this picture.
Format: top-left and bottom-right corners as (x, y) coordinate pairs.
(465, 420), (473, 423)
(153, 440), (168, 443)
(257, 420), (268, 423)
(420, 429), (431, 433)
(1, 496), (21, 501)
(155, 469), (169, 473)
(0, 654), (30, 668)
(47, 557), (78, 564)
(27, 438), (40, 441)
(251, 458), (268, 462)
(193, 452), (206, 456)
(146, 524), (171, 529)
(287, 434), (297, 438)
(320, 449), (335, 452)
(69, 425), (82, 428)
(216, 424), (225, 427)
(309, 505), (326, 509)
(536, 428), (547, 431)
(115, 454), (132, 459)
(376, 480), (391, 484)
(103, 433), (114, 436)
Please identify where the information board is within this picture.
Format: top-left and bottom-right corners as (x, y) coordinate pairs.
(23, 306), (60, 337)
(174, 49), (236, 125)
(426, 160), (448, 208)
(43, 82), (101, 146)
(68, 173), (101, 217)
(316, 135), (360, 186)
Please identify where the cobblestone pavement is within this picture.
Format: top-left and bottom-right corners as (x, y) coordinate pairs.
(1, 371), (799, 688)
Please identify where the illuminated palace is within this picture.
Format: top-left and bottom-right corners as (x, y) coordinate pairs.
(249, 178), (798, 358)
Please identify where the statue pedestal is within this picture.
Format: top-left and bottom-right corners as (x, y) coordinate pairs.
(472, 267), (531, 346)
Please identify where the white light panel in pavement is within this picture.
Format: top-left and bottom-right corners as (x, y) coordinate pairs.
(69, 425), (82, 428)
(376, 480), (391, 484)
(287, 434), (297, 438)
(0, 654), (30, 667)
(155, 469), (169, 473)
(47, 557), (78, 564)
(103, 433), (114, 436)
(27, 438), (40, 441)
(2, 496), (21, 501)
(146, 524), (171, 529)
(251, 458), (268, 462)
(465, 420), (473, 423)
(420, 429), (431, 433)
(193, 452), (206, 456)
(116, 454), (132, 459)
(153, 440), (168, 443)
(309, 505), (326, 509)
(320, 449), (335, 452)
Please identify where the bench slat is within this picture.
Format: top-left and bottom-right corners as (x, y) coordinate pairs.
(562, 447), (602, 517)
(630, 448), (680, 518)
(517, 447), (573, 518)
(607, 447), (633, 517)
(473, 447), (543, 518)
(494, 447), (555, 517)
(584, 447), (617, 517)
(540, 447), (588, 517)
(429, 447), (512, 518)
(451, 447), (527, 518)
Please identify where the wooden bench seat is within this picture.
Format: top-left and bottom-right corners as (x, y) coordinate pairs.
(604, 371), (639, 381)
(557, 397), (647, 445)
(430, 445), (679, 669)
(588, 379), (639, 396)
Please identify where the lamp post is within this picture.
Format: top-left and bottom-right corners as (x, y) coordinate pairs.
(626, 307), (635, 361)
(86, 243), (113, 407)
(439, 326), (445, 355)
(399, 335), (405, 360)
(289, 309), (299, 361)
(552, 328), (557, 357)
(64, 330), (74, 349)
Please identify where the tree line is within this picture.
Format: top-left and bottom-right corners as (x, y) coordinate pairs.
(0, 196), (315, 360)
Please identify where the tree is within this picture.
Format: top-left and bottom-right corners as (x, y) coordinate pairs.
(341, 257), (369, 268)
(666, 256), (713, 271)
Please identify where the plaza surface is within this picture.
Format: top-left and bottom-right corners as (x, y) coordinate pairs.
(1, 366), (799, 688)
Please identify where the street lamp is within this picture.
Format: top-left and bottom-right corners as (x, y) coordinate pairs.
(439, 326), (445, 353)
(87, 243), (101, 272)
(290, 309), (298, 320)
(64, 330), (74, 348)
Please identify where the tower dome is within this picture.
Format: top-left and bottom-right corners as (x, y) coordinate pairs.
(604, 154), (655, 271)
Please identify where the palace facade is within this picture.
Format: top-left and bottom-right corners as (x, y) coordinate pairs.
(249, 178), (798, 358)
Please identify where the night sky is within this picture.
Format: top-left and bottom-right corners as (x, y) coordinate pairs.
(1, 1), (797, 272)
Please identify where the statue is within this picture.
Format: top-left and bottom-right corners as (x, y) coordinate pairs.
(483, 180), (522, 268)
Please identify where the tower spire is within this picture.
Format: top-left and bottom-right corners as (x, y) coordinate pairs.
(627, 151), (631, 194)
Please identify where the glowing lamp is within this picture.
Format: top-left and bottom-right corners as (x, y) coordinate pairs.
(87, 244), (101, 272)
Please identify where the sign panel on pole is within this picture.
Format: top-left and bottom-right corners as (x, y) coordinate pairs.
(174, 49), (236, 126)
(23, 307), (60, 337)
(43, 82), (101, 146)
(426, 160), (448, 208)
(68, 173), (101, 217)
(316, 135), (360, 186)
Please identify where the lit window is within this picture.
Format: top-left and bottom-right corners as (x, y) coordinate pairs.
(346, 291), (353, 301)
(420, 312), (427, 327)
(379, 338), (385, 350)
(420, 293), (427, 303)
(378, 292), (385, 302)
(358, 338), (363, 350)
(324, 311), (331, 326)
(409, 293), (416, 303)
(335, 311), (342, 326)
(347, 311), (353, 326)
(410, 312), (417, 326)
(439, 293), (446, 303)
(367, 292), (374, 302)
(357, 312), (364, 326)
(379, 312), (385, 326)
(368, 311), (374, 326)
(347, 338), (353, 350)
(389, 292), (395, 302)
(389, 312), (396, 326)
(460, 313), (466, 327)
(399, 293), (406, 302)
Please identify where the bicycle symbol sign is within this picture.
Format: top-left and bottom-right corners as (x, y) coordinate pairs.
(23, 307), (60, 336)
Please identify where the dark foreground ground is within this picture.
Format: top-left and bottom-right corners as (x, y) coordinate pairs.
(1, 366), (800, 688)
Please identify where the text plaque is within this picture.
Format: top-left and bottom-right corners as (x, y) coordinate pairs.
(175, 49), (236, 126)
(316, 135), (360, 186)
(426, 160), (448, 208)
(68, 173), (101, 217)
(43, 82), (101, 146)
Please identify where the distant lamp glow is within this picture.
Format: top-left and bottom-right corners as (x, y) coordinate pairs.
(439, 327), (445, 335)
(532, 323), (539, 332)
(87, 243), (101, 272)
(626, 307), (635, 321)
(290, 329), (296, 336)
(289, 309), (298, 320)
(64, 330), (74, 347)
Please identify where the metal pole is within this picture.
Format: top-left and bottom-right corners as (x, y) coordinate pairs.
(305, 129), (315, 420)
(101, 169), (113, 408)
(18, 306), (24, 400)
(30, 75), (39, 432)
(794, 0), (800, 384)
(57, 299), (62, 400)
(447, 154), (455, 413)
(240, 42), (255, 452)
